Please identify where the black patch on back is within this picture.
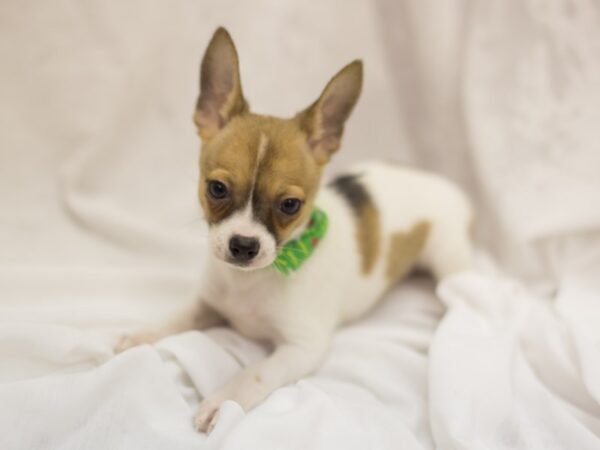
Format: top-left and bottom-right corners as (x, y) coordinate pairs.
(329, 173), (371, 216)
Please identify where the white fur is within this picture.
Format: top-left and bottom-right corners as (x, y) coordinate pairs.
(193, 161), (473, 431)
(117, 160), (474, 433)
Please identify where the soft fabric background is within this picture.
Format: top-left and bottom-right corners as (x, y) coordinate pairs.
(1, 1), (599, 449)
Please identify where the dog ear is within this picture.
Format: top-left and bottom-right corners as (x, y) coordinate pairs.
(194, 27), (249, 141)
(297, 60), (363, 165)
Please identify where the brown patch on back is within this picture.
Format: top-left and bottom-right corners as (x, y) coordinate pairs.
(330, 175), (381, 275)
(386, 221), (431, 283)
(356, 204), (380, 274)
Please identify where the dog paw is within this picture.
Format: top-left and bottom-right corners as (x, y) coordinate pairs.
(194, 396), (224, 433)
(113, 335), (138, 353)
(113, 332), (156, 353)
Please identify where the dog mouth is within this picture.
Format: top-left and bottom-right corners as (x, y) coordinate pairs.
(224, 255), (253, 269)
(221, 254), (274, 271)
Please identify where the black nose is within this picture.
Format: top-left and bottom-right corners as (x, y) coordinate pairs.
(229, 235), (260, 262)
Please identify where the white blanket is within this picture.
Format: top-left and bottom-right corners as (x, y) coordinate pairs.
(1, 1), (599, 449)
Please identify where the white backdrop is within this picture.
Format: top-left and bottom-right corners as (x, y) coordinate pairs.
(1, 1), (599, 449)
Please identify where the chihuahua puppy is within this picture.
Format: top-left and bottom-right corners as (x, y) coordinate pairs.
(117, 27), (473, 433)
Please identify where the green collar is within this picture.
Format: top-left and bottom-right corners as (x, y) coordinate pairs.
(272, 208), (328, 276)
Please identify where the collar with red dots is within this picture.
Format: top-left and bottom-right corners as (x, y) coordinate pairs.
(272, 208), (328, 276)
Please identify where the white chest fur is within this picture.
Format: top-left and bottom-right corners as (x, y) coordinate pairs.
(202, 260), (287, 342)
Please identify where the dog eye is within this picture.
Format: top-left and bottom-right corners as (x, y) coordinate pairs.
(280, 198), (302, 215)
(208, 180), (228, 199)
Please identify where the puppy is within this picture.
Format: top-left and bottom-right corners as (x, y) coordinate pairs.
(117, 27), (473, 433)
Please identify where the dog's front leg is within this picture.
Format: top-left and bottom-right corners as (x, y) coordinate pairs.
(194, 340), (329, 432)
(114, 301), (224, 352)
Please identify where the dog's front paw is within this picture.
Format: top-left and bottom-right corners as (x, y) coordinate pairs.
(194, 394), (225, 433)
(113, 332), (158, 353)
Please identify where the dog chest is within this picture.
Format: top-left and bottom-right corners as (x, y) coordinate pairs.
(207, 269), (286, 342)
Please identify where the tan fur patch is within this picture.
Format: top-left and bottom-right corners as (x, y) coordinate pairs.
(195, 29), (363, 245)
(386, 221), (431, 283)
(198, 114), (322, 241)
(330, 174), (381, 275)
(357, 204), (381, 275)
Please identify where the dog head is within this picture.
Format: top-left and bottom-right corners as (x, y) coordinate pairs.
(195, 27), (362, 270)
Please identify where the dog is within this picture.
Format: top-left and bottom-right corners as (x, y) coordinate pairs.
(116, 27), (474, 433)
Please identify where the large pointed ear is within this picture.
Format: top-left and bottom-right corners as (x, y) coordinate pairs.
(194, 27), (249, 142)
(296, 60), (363, 165)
